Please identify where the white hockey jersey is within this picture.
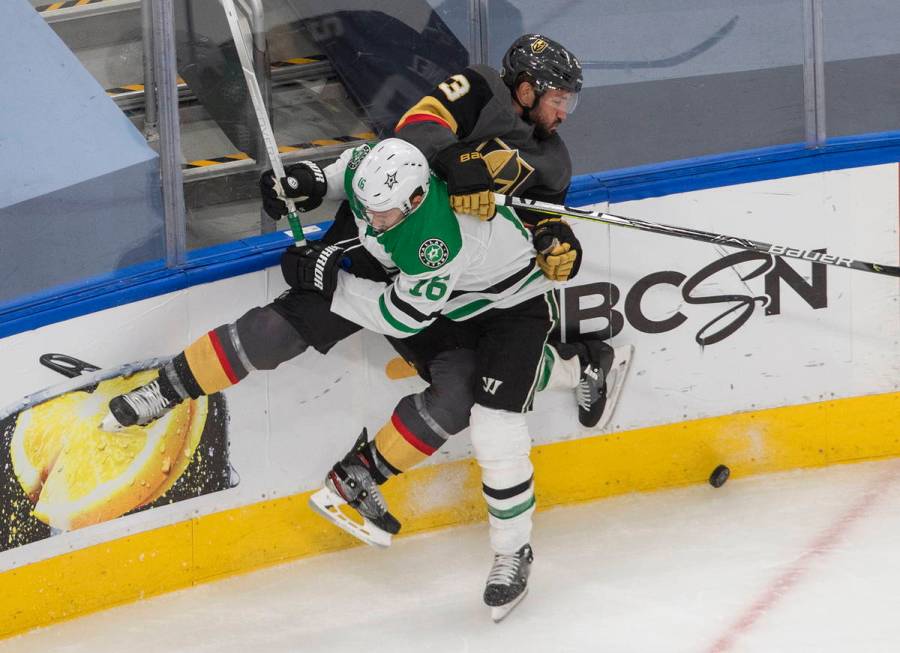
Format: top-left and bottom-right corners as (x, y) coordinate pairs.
(323, 145), (553, 339)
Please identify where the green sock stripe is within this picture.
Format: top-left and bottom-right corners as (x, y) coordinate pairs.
(487, 495), (536, 520)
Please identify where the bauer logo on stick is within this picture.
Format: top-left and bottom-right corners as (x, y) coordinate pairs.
(768, 244), (854, 268)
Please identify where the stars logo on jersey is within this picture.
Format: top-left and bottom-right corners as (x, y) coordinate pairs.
(385, 171), (398, 189)
(419, 239), (450, 269)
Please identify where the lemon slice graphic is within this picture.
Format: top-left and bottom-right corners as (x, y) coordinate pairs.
(11, 371), (196, 530)
(143, 394), (208, 506)
(10, 392), (81, 499)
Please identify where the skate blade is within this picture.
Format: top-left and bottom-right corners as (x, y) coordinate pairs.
(594, 344), (634, 431)
(99, 412), (126, 432)
(490, 587), (529, 623)
(308, 487), (392, 548)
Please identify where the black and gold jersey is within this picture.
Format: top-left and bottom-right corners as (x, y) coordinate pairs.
(395, 64), (572, 226)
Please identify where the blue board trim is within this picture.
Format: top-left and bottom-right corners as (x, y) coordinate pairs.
(567, 130), (900, 207)
(0, 224), (329, 339)
(2, 131), (899, 339)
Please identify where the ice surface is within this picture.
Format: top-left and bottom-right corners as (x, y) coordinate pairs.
(4, 458), (900, 653)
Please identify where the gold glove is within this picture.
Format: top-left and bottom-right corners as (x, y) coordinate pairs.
(537, 242), (578, 281)
(450, 190), (496, 220)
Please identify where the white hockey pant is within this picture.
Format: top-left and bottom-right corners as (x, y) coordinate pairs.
(469, 403), (535, 555)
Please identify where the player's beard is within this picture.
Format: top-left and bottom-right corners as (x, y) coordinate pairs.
(534, 119), (560, 140)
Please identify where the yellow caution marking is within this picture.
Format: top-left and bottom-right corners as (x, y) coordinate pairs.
(184, 133), (375, 169)
(271, 55), (327, 68)
(186, 160), (226, 168)
(104, 57), (324, 97)
(38, 0), (104, 12)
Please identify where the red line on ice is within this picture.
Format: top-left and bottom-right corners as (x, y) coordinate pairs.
(707, 462), (900, 653)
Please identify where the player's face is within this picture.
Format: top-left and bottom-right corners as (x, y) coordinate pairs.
(533, 88), (578, 138)
(366, 207), (406, 232)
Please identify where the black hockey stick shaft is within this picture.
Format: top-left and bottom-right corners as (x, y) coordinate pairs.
(581, 16), (738, 70)
(497, 194), (900, 278)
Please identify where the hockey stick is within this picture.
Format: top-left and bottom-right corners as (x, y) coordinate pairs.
(220, 0), (304, 245)
(580, 16), (738, 70)
(496, 194), (900, 278)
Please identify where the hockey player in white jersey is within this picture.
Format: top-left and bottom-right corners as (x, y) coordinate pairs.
(102, 139), (630, 619)
(321, 139), (550, 620)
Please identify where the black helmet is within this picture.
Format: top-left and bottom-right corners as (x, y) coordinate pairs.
(501, 34), (583, 95)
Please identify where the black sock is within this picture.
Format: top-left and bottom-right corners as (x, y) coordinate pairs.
(156, 370), (186, 403)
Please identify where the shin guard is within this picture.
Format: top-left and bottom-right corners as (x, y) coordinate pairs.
(177, 325), (248, 397)
(172, 306), (308, 398)
(373, 349), (475, 478)
(469, 403), (535, 555)
(373, 394), (450, 479)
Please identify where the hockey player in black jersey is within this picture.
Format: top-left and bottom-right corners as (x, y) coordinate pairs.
(396, 33), (581, 227)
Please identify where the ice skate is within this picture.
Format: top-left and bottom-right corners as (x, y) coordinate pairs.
(559, 338), (633, 429)
(309, 430), (400, 548)
(100, 377), (183, 431)
(484, 543), (533, 622)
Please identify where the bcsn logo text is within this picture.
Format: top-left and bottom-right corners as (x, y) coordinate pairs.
(562, 250), (828, 346)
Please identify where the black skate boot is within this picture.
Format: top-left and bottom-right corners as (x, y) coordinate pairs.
(484, 543), (534, 622)
(309, 430), (401, 547)
(100, 374), (184, 431)
(556, 337), (633, 429)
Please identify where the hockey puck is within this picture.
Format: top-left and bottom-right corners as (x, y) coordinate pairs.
(709, 464), (730, 488)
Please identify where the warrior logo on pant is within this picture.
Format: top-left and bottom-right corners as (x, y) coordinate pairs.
(482, 377), (503, 395)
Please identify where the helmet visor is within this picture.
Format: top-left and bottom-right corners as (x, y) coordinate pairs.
(542, 88), (579, 114)
(363, 206), (407, 233)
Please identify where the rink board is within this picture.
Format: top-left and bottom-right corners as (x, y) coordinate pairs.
(0, 163), (897, 638)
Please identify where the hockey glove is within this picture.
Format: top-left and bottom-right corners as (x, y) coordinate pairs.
(432, 144), (496, 220)
(259, 161), (328, 221)
(280, 242), (344, 298)
(533, 218), (582, 281)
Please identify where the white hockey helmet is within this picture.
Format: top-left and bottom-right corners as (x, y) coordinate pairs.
(353, 139), (430, 223)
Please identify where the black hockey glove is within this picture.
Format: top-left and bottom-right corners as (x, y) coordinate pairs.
(259, 161), (328, 221)
(280, 242), (345, 298)
(533, 218), (582, 281)
(432, 144), (496, 220)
